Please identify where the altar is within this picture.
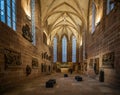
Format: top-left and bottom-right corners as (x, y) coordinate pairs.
(61, 68), (69, 73)
(56, 62), (73, 73)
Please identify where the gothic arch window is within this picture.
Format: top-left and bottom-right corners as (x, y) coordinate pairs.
(53, 36), (57, 62)
(62, 36), (67, 62)
(107, 0), (114, 14)
(31, 0), (36, 45)
(0, 0), (16, 30)
(72, 36), (76, 62)
(92, 2), (96, 33)
(0, 0), (5, 23)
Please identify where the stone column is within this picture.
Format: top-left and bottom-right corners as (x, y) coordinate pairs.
(67, 40), (72, 62)
(76, 41), (79, 63)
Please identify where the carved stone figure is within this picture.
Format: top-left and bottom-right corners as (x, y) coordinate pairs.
(32, 58), (38, 68)
(26, 65), (31, 76)
(22, 24), (32, 42)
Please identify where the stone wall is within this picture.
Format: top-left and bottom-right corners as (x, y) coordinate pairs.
(87, 1), (120, 85)
(0, 0), (52, 89)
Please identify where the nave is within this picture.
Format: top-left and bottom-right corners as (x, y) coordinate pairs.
(1, 73), (120, 95)
(0, 0), (120, 94)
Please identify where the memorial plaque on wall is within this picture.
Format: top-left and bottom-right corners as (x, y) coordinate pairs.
(102, 52), (114, 68)
(32, 58), (38, 68)
(89, 59), (93, 68)
(4, 49), (22, 69)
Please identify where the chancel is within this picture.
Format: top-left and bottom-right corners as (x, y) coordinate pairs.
(0, 0), (120, 95)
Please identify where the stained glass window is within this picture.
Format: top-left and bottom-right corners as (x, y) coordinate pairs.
(0, 0), (5, 23)
(53, 37), (57, 62)
(107, 0), (114, 14)
(72, 36), (76, 62)
(92, 2), (96, 33)
(0, 0), (16, 30)
(31, 0), (36, 45)
(62, 36), (67, 62)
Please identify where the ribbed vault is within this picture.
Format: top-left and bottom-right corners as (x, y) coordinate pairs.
(41, 0), (89, 45)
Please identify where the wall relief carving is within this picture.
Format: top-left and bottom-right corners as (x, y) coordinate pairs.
(22, 24), (32, 42)
(89, 59), (93, 68)
(41, 52), (51, 61)
(102, 52), (114, 68)
(32, 58), (38, 68)
(4, 49), (22, 69)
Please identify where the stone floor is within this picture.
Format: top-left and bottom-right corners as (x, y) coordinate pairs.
(1, 73), (120, 95)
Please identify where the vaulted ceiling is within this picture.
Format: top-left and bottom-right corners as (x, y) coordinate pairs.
(41, 0), (89, 43)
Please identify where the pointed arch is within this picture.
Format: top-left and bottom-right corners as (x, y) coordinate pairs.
(31, 0), (36, 45)
(92, 2), (96, 33)
(60, 34), (69, 41)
